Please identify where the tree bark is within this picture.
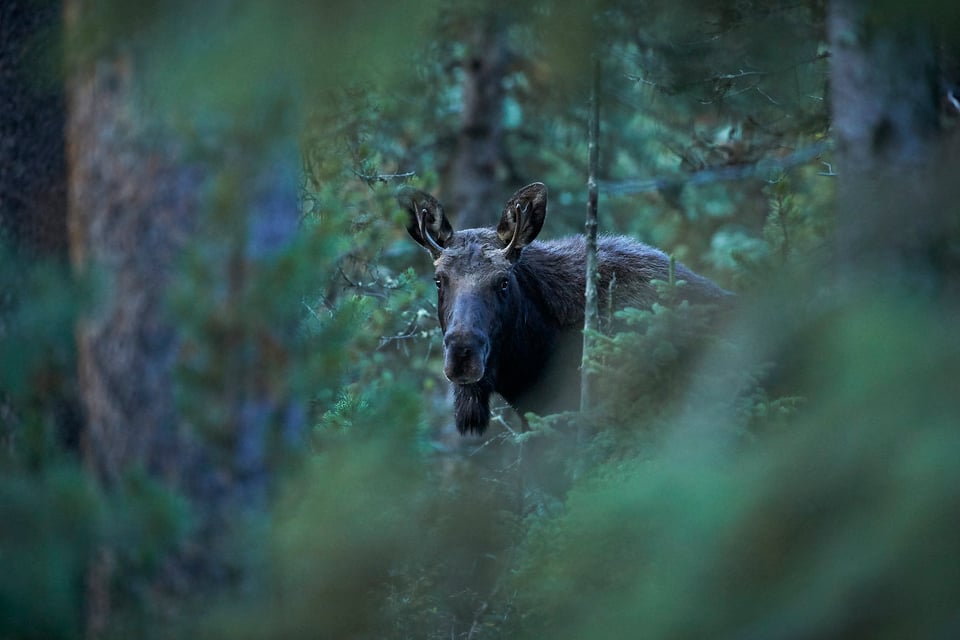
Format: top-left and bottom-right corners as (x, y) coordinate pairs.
(827, 1), (946, 290)
(64, 4), (303, 634)
(445, 16), (509, 229)
(0, 0), (68, 258)
(64, 28), (197, 634)
(67, 50), (194, 485)
(580, 60), (600, 414)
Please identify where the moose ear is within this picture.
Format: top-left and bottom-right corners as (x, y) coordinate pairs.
(497, 182), (547, 259)
(397, 187), (454, 258)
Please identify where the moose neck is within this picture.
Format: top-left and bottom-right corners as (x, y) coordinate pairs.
(513, 239), (589, 328)
(489, 241), (587, 412)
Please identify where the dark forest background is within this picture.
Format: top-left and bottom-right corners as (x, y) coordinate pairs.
(2, 1), (960, 638)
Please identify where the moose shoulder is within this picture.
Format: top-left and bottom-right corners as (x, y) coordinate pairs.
(398, 182), (730, 435)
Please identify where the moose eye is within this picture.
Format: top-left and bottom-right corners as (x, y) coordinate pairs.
(498, 277), (510, 293)
(434, 276), (442, 289)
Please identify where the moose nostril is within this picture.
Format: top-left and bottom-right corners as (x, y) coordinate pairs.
(442, 331), (489, 384)
(446, 342), (474, 361)
(444, 330), (480, 350)
(445, 332), (487, 357)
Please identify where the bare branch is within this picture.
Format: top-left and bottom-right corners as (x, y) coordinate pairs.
(600, 141), (831, 196)
(351, 169), (416, 187)
(377, 314), (430, 351)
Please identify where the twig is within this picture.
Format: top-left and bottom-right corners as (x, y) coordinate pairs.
(469, 429), (511, 457)
(337, 264), (390, 300)
(493, 412), (518, 437)
(377, 324), (421, 350)
(755, 86), (780, 105)
(699, 80), (762, 104)
(465, 602), (488, 640)
(351, 169), (416, 187)
(302, 301), (328, 322)
(817, 160), (837, 177)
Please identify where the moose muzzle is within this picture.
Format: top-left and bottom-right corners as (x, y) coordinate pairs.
(442, 329), (489, 384)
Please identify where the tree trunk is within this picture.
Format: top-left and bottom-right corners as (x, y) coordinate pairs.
(0, 0), (81, 452)
(64, 4), (303, 634)
(827, 1), (946, 290)
(580, 60), (600, 414)
(445, 16), (509, 229)
(64, 17), (201, 635)
(67, 49), (194, 487)
(0, 0), (68, 258)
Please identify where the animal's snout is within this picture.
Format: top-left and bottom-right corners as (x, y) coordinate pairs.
(442, 330), (489, 384)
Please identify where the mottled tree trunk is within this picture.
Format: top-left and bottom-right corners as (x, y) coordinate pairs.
(445, 16), (509, 229)
(67, 51), (195, 486)
(64, 14), (199, 635)
(827, 1), (946, 289)
(64, 3), (303, 635)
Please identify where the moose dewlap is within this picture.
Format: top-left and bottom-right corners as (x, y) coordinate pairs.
(398, 182), (729, 435)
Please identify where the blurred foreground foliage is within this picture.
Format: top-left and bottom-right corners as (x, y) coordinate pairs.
(515, 296), (960, 639)
(3, 1), (960, 639)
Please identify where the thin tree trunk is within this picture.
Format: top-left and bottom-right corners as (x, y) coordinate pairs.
(580, 59), (600, 414)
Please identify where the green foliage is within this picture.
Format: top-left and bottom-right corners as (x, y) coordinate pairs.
(106, 469), (191, 574)
(0, 246), (189, 640)
(511, 298), (960, 640)
(0, 465), (100, 640)
(0, 461), (188, 640)
(584, 270), (772, 451)
(204, 383), (424, 639)
(201, 378), (529, 640)
(724, 167), (835, 289)
(0, 248), (83, 463)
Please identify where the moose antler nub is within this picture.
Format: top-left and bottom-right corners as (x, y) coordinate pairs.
(418, 205), (445, 256)
(502, 202), (527, 256)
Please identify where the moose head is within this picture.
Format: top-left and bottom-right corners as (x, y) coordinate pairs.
(398, 183), (552, 432)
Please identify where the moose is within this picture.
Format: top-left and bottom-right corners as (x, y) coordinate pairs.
(398, 182), (729, 435)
